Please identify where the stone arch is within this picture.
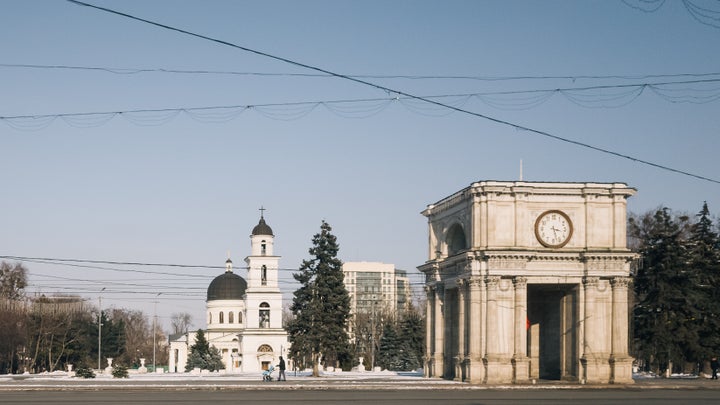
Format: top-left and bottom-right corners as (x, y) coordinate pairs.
(446, 222), (468, 256)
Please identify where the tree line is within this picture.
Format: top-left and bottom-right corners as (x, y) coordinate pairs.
(0, 262), (192, 374)
(630, 202), (720, 374)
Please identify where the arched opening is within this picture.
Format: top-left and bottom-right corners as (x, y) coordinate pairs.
(259, 302), (270, 328)
(219, 311), (224, 324)
(446, 223), (468, 256)
(208, 312), (212, 324)
(228, 311), (234, 324)
(261, 265), (267, 286)
(238, 311), (243, 323)
(261, 240), (267, 255)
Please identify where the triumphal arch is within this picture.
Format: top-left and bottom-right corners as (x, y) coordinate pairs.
(418, 181), (636, 384)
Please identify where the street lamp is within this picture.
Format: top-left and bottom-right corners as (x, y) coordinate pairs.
(98, 287), (105, 371)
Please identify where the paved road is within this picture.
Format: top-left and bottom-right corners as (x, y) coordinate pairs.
(2, 388), (720, 405)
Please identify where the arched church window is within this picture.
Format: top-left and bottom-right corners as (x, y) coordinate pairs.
(257, 344), (273, 353)
(208, 312), (212, 324)
(229, 311), (234, 324)
(259, 302), (270, 328)
(238, 311), (243, 323)
(261, 265), (267, 286)
(219, 311), (224, 324)
(261, 240), (267, 255)
(447, 223), (468, 256)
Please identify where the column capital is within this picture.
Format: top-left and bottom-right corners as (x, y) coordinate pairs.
(469, 276), (483, 288)
(610, 276), (632, 288)
(456, 278), (468, 289)
(485, 275), (501, 288)
(583, 276), (600, 287)
(513, 276), (528, 288)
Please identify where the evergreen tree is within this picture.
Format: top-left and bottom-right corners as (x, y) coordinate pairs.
(399, 306), (425, 370)
(687, 202), (720, 360)
(631, 208), (697, 373)
(287, 221), (351, 376)
(377, 321), (400, 370)
(184, 329), (224, 372)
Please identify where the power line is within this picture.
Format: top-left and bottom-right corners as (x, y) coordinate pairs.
(4, 62), (720, 82)
(3, 77), (719, 121)
(65, 0), (720, 185)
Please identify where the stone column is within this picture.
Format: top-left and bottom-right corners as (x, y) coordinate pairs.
(433, 283), (445, 377)
(485, 276), (513, 383)
(581, 277), (609, 383)
(455, 279), (466, 381)
(424, 286), (434, 377)
(512, 276), (529, 383)
(467, 277), (485, 383)
(610, 277), (633, 384)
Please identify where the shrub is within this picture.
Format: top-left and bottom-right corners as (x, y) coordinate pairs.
(111, 364), (129, 378)
(75, 366), (96, 379)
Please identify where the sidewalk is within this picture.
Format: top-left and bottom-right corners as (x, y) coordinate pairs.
(3, 370), (720, 391)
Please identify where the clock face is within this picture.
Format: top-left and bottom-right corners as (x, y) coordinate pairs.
(535, 210), (573, 248)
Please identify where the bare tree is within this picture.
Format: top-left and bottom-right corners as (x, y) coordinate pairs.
(170, 312), (192, 336)
(0, 262), (27, 300)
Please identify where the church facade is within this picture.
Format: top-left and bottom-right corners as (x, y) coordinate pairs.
(168, 215), (288, 373)
(418, 181), (636, 384)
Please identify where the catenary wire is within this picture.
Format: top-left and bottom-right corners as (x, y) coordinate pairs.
(65, 0), (720, 185)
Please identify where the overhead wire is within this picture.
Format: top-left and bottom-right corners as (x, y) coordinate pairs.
(64, 0), (720, 185)
(3, 62), (720, 82)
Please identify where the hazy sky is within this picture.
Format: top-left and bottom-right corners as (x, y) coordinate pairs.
(2, 0), (719, 331)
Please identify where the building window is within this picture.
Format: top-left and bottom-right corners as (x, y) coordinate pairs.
(238, 311), (243, 323)
(208, 312), (212, 324)
(229, 311), (234, 324)
(261, 265), (267, 286)
(219, 312), (224, 324)
(261, 240), (267, 255)
(259, 302), (270, 328)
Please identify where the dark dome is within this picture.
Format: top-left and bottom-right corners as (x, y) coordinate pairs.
(252, 217), (274, 236)
(207, 272), (247, 301)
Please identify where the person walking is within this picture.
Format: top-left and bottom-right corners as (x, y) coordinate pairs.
(711, 357), (719, 380)
(278, 356), (286, 381)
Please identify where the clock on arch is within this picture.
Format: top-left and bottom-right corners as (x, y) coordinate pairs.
(534, 210), (573, 248)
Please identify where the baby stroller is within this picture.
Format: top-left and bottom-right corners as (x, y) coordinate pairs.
(262, 365), (275, 382)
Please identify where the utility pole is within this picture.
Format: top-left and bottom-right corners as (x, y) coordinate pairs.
(98, 287), (105, 371)
(370, 294), (376, 370)
(153, 293), (161, 372)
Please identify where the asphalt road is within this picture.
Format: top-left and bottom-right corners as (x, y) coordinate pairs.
(2, 388), (720, 405)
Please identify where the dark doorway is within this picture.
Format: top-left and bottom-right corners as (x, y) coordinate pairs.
(527, 284), (578, 381)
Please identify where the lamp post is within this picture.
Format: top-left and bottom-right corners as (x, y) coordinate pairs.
(153, 293), (161, 372)
(98, 287), (105, 371)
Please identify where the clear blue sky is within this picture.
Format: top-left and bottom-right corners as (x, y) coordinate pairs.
(2, 0), (719, 331)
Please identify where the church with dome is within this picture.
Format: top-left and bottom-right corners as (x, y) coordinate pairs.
(168, 214), (289, 373)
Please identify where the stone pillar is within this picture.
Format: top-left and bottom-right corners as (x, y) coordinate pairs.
(467, 277), (485, 383)
(433, 283), (445, 377)
(512, 276), (529, 383)
(581, 277), (610, 383)
(610, 277), (634, 384)
(424, 286), (434, 377)
(455, 279), (466, 381)
(485, 276), (512, 383)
